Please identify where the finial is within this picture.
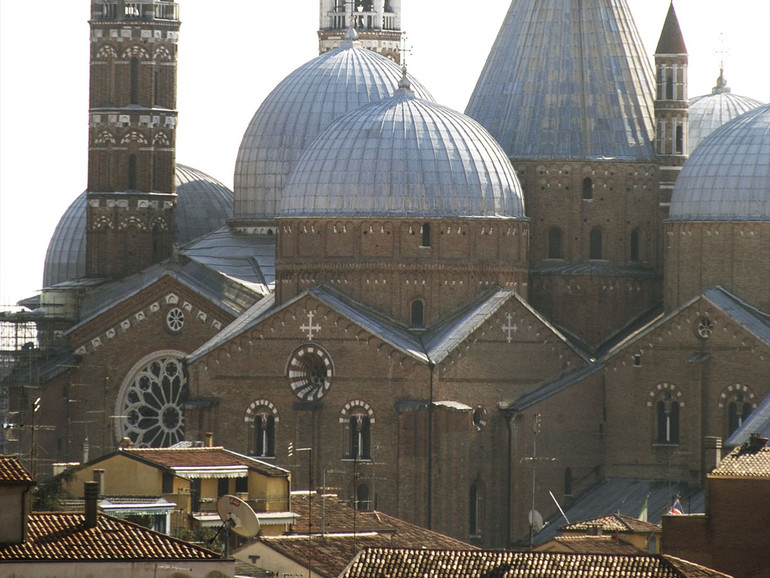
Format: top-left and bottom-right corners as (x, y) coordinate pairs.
(712, 32), (731, 94)
(396, 64), (415, 98)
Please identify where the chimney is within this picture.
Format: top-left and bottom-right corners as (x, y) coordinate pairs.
(205, 432), (214, 447)
(84, 481), (99, 529)
(703, 436), (722, 473)
(747, 433), (768, 452)
(92, 469), (105, 496)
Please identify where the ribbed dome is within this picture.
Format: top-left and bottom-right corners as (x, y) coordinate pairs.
(280, 86), (525, 219)
(465, 0), (656, 161)
(689, 72), (764, 152)
(233, 40), (433, 221)
(669, 104), (770, 221)
(43, 164), (233, 287)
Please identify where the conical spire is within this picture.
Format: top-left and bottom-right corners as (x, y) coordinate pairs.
(465, 0), (656, 161)
(655, 2), (687, 55)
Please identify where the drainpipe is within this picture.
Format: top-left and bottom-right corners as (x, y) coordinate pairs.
(505, 411), (514, 548)
(427, 360), (435, 530)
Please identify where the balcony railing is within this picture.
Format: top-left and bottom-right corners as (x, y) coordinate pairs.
(95, 1), (179, 21)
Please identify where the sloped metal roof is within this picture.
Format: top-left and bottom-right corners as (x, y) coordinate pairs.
(669, 104), (770, 220)
(233, 40), (433, 221)
(43, 164), (233, 288)
(529, 478), (704, 547)
(465, 0), (656, 161)
(281, 87), (525, 218)
(181, 225), (275, 288)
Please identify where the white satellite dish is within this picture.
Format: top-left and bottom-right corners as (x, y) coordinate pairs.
(217, 494), (260, 538)
(528, 509), (544, 533)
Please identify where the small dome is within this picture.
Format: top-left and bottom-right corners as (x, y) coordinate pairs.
(669, 104), (770, 221)
(43, 164), (233, 287)
(688, 70), (764, 151)
(233, 41), (433, 221)
(281, 86), (525, 219)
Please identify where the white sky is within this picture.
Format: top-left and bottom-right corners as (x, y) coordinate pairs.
(1, 0), (768, 307)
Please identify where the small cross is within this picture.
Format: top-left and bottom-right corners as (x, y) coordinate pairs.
(502, 313), (518, 343)
(301, 310), (322, 341)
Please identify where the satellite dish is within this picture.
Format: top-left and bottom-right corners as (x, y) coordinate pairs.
(217, 494), (260, 538)
(528, 509), (544, 533)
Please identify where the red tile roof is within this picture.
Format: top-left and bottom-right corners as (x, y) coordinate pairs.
(0, 512), (221, 561)
(561, 513), (661, 534)
(118, 446), (287, 476)
(339, 549), (733, 578)
(0, 455), (35, 485)
(711, 440), (770, 478)
(546, 535), (643, 554)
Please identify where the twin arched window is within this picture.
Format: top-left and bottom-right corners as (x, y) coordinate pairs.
(649, 385), (682, 445)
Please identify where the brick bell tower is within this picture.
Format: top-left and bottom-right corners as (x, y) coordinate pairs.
(654, 2), (689, 201)
(86, 0), (180, 279)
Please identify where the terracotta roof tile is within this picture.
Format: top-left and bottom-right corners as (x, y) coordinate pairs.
(339, 549), (732, 578)
(289, 493), (472, 549)
(561, 513), (661, 534)
(711, 439), (770, 477)
(0, 512), (221, 561)
(119, 446), (288, 476)
(548, 535), (643, 554)
(0, 455), (35, 485)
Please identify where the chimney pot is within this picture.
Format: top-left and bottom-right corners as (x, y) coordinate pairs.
(205, 432), (214, 447)
(84, 481), (99, 529)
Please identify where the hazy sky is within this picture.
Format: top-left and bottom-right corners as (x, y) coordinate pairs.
(1, 0), (768, 307)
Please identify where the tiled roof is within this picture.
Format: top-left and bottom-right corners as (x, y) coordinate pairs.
(0, 455), (35, 485)
(0, 512), (221, 561)
(546, 535), (643, 554)
(288, 493), (473, 550)
(711, 438), (770, 478)
(117, 446), (289, 477)
(561, 513), (660, 534)
(340, 549), (732, 578)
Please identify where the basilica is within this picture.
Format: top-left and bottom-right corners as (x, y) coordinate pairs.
(2, 0), (768, 548)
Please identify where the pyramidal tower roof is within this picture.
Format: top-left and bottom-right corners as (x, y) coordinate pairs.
(465, 0), (656, 161)
(655, 2), (687, 55)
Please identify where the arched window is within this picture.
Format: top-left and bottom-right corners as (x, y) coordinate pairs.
(349, 414), (371, 460)
(728, 401), (752, 435)
(656, 393), (680, 444)
(355, 483), (370, 511)
(128, 154), (138, 190)
(630, 229), (640, 262)
(421, 223), (431, 247)
(411, 299), (424, 328)
(589, 228), (602, 260)
(255, 414), (275, 457)
(469, 481), (483, 538)
(721, 385), (756, 436)
(245, 400), (279, 458)
(548, 227), (563, 259)
(564, 467), (573, 497)
(582, 177), (593, 200)
(675, 125), (684, 155)
(130, 57), (140, 104)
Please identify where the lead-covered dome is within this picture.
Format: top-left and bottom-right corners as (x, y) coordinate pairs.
(689, 70), (764, 152)
(280, 83), (525, 218)
(43, 164), (233, 287)
(233, 38), (433, 221)
(669, 104), (770, 221)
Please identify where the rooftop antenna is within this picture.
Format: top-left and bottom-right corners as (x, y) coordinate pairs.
(522, 414), (557, 550)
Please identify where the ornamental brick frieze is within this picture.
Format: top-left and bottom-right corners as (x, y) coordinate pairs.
(90, 114), (177, 130)
(72, 291), (223, 356)
(91, 28), (179, 44)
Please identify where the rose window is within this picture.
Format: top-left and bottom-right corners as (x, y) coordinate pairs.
(166, 308), (185, 332)
(117, 353), (187, 447)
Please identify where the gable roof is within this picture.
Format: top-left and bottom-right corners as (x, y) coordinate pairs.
(189, 283), (588, 370)
(0, 512), (222, 562)
(560, 513), (660, 535)
(541, 535), (643, 554)
(710, 436), (770, 478)
(76, 446), (289, 479)
(0, 455), (35, 486)
(339, 549), (731, 578)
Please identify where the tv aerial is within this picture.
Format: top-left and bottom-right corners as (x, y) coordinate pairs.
(215, 495), (260, 557)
